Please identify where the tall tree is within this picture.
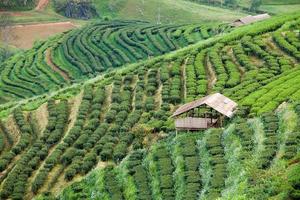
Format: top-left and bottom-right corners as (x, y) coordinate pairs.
(250, 0), (262, 11)
(225, 0), (237, 7)
(0, 14), (13, 61)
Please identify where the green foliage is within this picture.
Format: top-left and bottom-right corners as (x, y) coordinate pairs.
(0, 19), (224, 104)
(250, 0), (262, 11)
(0, 10), (300, 200)
(54, 0), (98, 19)
(0, 0), (36, 10)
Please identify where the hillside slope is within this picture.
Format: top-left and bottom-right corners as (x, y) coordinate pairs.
(93, 0), (246, 24)
(0, 21), (220, 104)
(59, 104), (300, 199)
(186, 0), (300, 14)
(0, 13), (299, 199)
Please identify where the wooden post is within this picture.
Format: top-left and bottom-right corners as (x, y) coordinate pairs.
(220, 115), (223, 127)
(210, 107), (213, 125)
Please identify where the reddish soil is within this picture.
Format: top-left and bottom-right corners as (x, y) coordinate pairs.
(5, 22), (76, 49)
(46, 49), (70, 81)
(0, 11), (33, 17)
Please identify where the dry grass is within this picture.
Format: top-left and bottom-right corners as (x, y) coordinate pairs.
(4, 115), (21, 143)
(131, 75), (139, 111)
(65, 91), (84, 135)
(100, 85), (113, 121)
(206, 54), (217, 93)
(181, 58), (188, 101)
(114, 0), (246, 24)
(33, 103), (48, 135)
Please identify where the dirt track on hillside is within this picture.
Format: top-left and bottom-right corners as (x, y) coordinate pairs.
(46, 49), (71, 81)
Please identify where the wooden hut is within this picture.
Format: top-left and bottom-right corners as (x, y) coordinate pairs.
(172, 93), (237, 131)
(231, 13), (270, 27)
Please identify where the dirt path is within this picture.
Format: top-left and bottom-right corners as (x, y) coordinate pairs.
(228, 47), (245, 81)
(181, 58), (189, 101)
(131, 75), (139, 111)
(0, 155), (21, 185)
(205, 54), (217, 94)
(100, 85), (113, 121)
(97, 161), (110, 169)
(155, 84), (163, 110)
(35, 0), (50, 11)
(46, 49), (70, 81)
(33, 103), (48, 136)
(0, 121), (13, 151)
(0, 129), (9, 154)
(26, 97), (79, 198)
(154, 68), (162, 110)
(4, 115), (21, 143)
(265, 35), (298, 66)
(143, 70), (150, 106)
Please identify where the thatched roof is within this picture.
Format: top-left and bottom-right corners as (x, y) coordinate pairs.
(233, 13), (270, 26)
(172, 93), (237, 118)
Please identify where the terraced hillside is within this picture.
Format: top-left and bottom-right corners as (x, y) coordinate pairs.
(60, 105), (300, 199)
(0, 13), (299, 200)
(0, 20), (218, 104)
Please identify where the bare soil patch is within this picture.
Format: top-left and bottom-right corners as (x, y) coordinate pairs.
(46, 49), (70, 81)
(97, 161), (110, 169)
(0, 11), (32, 17)
(33, 103), (48, 135)
(181, 58), (188, 101)
(100, 85), (113, 121)
(65, 91), (83, 134)
(4, 115), (21, 143)
(6, 22), (76, 49)
(206, 54), (217, 93)
(131, 75), (139, 111)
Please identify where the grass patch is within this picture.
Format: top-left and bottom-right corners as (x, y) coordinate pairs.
(262, 0), (300, 5)
(93, 0), (246, 24)
(260, 4), (300, 14)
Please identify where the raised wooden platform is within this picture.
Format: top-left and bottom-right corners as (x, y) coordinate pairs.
(175, 117), (218, 130)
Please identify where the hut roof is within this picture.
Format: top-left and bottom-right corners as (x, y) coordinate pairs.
(234, 14), (270, 26)
(172, 93), (237, 118)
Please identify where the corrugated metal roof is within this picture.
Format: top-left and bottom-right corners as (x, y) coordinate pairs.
(172, 93), (238, 118)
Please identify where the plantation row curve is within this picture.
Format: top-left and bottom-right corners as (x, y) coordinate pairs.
(60, 106), (300, 199)
(0, 13), (299, 199)
(0, 20), (219, 104)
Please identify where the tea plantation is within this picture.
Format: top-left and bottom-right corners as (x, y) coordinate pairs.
(0, 11), (299, 200)
(60, 108), (300, 199)
(0, 20), (219, 104)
